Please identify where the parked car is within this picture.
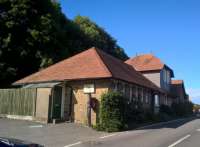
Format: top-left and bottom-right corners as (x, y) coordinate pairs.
(0, 137), (43, 147)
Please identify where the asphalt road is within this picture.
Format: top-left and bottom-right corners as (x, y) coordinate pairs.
(0, 118), (106, 147)
(74, 117), (200, 147)
(1, 117), (200, 147)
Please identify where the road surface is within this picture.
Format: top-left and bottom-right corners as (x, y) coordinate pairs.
(71, 117), (200, 147)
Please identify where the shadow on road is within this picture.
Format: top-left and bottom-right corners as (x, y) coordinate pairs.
(128, 117), (199, 131)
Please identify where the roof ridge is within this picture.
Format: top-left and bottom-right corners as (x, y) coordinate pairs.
(95, 48), (163, 92)
(14, 49), (94, 84)
(95, 47), (129, 78)
(92, 47), (113, 77)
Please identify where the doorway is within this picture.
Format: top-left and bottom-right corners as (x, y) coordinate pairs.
(52, 86), (62, 119)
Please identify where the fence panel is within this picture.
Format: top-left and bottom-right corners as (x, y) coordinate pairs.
(0, 88), (37, 116)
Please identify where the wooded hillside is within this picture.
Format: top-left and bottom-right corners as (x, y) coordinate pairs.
(0, 0), (128, 87)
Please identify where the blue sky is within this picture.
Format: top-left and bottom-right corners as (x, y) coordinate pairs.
(60, 0), (200, 103)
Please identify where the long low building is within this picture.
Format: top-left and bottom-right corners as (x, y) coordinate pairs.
(13, 47), (166, 125)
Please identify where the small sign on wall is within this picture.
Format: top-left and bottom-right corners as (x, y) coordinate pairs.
(84, 84), (95, 94)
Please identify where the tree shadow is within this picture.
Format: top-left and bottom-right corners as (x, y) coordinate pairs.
(127, 117), (198, 131)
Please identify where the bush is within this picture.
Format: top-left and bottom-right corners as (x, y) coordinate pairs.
(160, 105), (174, 116)
(98, 92), (126, 132)
(157, 112), (172, 121)
(171, 102), (193, 117)
(97, 91), (193, 132)
(125, 101), (155, 124)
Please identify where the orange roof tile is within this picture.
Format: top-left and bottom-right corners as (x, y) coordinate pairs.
(14, 48), (112, 84)
(171, 80), (184, 85)
(125, 54), (174, 77)
(126, 54), (164, 71)
(14, 47), (163, 92)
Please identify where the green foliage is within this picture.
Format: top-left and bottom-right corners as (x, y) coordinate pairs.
(0, 0), (68, 87)
(159, 104), (174, 116)
(74, 16), (128, 61)
(126, 101), (147, 123)
(0, 1), (128, 88)
(97, 91), (193, 132)
(158, 103), (193, 121)
(98, 92), (125, 132)
(171, 102), (193, 117)
(193, 104), (200, 113)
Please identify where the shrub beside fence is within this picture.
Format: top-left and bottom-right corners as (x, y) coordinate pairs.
(0, 88), (37, 116)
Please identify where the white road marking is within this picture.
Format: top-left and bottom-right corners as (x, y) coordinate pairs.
(168, 134), (191, 147)
(196, 129), (200, 132)
(29, 125), (43, 128)
(100, 133), (117, 139)
(64, 141), (82, 147)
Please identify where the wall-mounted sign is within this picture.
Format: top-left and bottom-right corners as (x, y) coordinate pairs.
(84, 84), (95, 94)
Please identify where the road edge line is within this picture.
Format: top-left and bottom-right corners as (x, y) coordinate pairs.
(64, 141), (82, 147)
(136, 117), (194, 130)
(168, 134), (191, 147)
(99, 133), (117, 139)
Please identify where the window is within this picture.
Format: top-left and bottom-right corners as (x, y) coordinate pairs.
(138, 88), (143, 102)
(125, 84), (130, 100)
(132, 86), (138, 101)
(145, 90), (149, 104)
(154, 95), (159, 106)
(165, 96), (168, 105)
(163, 69), (171, 84)
(167, 71), (170, 84)
(163, 70), (167, 82)
(148, 91), (152, 104)
(110, 81), (117, 91)
(117, 82), (124, 94)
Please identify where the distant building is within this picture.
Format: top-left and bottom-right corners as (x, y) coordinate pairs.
(126, 54), (189, 105)
(171, 80), (189, 103)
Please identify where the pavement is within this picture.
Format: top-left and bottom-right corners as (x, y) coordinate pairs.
(0, 117), (200, 147)
(0, 118), (107, 147)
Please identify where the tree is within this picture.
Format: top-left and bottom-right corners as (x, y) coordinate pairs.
(0, 1), (128, 88)
(74, 15), (128, 60)
(0, 0), (68, 87)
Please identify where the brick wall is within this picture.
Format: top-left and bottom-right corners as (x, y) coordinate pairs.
(68, 79), (109, 125)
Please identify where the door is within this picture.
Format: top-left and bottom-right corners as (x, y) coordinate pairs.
(52, 86), (62, 119)
(64, 87), (72, 120)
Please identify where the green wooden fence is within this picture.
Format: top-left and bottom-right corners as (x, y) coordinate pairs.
(0, 88), (37, 116)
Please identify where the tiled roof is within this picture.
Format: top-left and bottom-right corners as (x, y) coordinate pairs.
(125, 54), (174, 77)
(171, 80), (184, 85)
(171, 80), (186, 98)
(14, 47), (163, 92)
(126, 54), (164, 71)
(14, 47), (112, 84)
